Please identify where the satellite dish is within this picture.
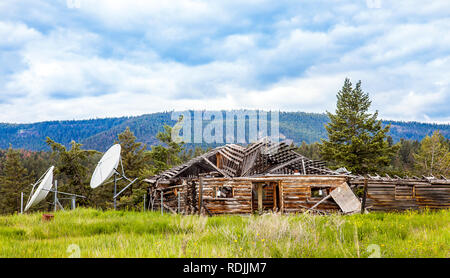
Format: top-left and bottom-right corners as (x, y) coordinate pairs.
(90, 144), (138, 210)
(24, 166), (54, 212)
(21, 166), (87, 214)
(90, 144), (121, 189)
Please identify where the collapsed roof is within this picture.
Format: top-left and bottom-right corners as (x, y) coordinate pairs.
(146, 137), (339, 183)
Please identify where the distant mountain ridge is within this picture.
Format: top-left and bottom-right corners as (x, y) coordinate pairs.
(1, 111), (449, 151)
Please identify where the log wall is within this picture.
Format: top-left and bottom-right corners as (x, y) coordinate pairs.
(200, 178), (253, 214)
(349, 178), (450, 211)
(280, 176), (347, 214)
(152, 176), (450, 215)
(154, 175), (350, 215)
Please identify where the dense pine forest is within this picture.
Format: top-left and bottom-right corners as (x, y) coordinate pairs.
(1, 111), (449, 151)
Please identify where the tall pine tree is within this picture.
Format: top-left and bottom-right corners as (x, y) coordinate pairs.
(320, 78), (396, 174)
(0, 147), (32, 214)
(147, 124), (185, 175)
(46, 138), (98, 205)
(116, 127), (150, 179)
(112, 127), (152, 209)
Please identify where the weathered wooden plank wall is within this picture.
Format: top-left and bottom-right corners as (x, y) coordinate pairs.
(200, 179), (253, 214)
(349, 178), (450, 211)
(152, 176), (450, 215)
(281, 176), (347, 214)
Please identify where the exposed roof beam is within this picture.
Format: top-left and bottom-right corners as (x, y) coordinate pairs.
(268, 156), (304, 173)
(202, 157), (231, 178)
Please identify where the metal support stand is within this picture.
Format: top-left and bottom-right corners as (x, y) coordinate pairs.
(54, 180), (58, 212)
(71, 196), (76, 210)
(143, 194), (146, 212)
(41, 180), (86, 212)
(20, 192), (24, 214)
(109, 159), (139, 210)
(114, 175), (117, 210)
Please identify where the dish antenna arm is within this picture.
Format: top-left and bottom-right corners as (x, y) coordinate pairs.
(111, 166), (139, 208)
(114, 178), (139, 199)
(41, 188), (87, 199)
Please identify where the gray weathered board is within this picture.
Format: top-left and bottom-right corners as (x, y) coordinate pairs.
(330, 183), (361, 213)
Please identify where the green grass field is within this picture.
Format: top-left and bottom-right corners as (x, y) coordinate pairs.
(0, 209), (448, 258)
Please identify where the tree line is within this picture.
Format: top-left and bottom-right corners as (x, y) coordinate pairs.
(2, 111), (449, 152)
(0, 125), (208, 214)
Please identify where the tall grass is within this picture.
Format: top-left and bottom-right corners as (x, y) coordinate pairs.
(0, 209), (448, 258)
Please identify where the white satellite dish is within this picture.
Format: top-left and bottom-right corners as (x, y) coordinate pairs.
(90, 144), (138, 209)
(21, 166), (86, 213)
(24, 166), (54, 212)
(90, 144), (121, 189)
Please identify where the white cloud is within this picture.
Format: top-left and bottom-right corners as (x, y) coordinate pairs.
(0, 0), (449, 124)
(0, 21), (41, 47)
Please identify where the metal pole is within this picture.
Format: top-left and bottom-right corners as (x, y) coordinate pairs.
(71, 196), (76, 210)
(113, 175), (117, 210)
(54, 180), (58, 212)
(114, 178), (138, 199)
(20, 192), (24, 214)
(143, 194), (146, 212)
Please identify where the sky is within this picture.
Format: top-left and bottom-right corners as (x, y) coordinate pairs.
(0, 0), (449, 124)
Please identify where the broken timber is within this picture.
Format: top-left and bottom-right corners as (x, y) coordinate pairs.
(145, 137), (450, 215)
(330, 183), (361, 214)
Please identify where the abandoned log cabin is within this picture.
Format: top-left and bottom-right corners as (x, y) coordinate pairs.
(144, 138), (450, 215)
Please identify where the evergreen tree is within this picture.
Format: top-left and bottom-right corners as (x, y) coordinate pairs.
(116, 127), (150, 179)
(414, 131), (450, 177)
(46, 138), (98, 205)
(319, 78), (396, 174)
(147, 124), (185, 175)
(112, 127), (152, 210)
(156, 124), (184, 167)
(193, 146), (206, 158)
(296, 141), (322, 160)
(389, 139), (420, 175)
(0, 147), (32, 214)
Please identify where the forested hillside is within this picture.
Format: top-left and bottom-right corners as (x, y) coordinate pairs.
(0, 111), (448, 151)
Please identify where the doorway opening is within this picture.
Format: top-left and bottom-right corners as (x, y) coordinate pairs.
(252, 182), (281, 213)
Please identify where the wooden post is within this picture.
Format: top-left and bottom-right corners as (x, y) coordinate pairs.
(177, 190), (181, 214)
(273, 183), (277, 211)
(198, 176), (203, 215)
(258, 184), (263, 214)
(279, 182), (283, 214)
(161, 190), (164, 215)
(361, 176), (368, 214)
